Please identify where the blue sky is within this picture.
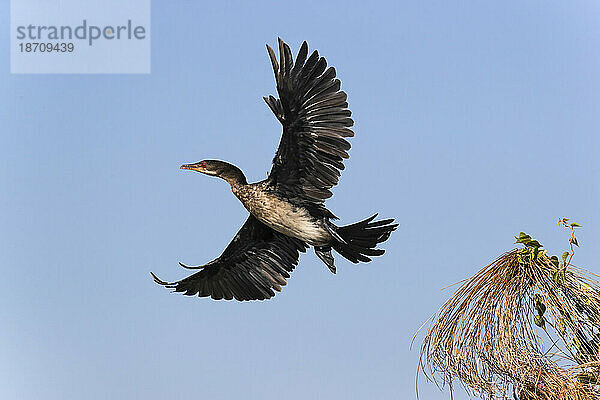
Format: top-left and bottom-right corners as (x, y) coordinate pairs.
(1, 1), (599, 399)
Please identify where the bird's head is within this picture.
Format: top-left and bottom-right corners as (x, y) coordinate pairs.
(180, 160), (247, 185)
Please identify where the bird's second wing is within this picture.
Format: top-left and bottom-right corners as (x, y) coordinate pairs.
(264, 39), (354, 206)
(151, 215), (308, 301)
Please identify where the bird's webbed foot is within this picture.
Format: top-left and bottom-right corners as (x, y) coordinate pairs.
(314, 246), (336, 274)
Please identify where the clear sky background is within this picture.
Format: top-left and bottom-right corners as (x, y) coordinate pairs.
(1, 1), (599, 399)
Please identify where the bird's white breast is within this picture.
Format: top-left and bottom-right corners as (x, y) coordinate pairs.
(232, 183), (331, 246)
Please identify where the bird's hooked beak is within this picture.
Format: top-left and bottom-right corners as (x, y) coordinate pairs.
(180, 162), (216, 176)
(180, 163), (205, 172)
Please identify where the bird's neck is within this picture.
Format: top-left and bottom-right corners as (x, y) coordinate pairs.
(219, 164), (248, 187)
(227, 179), (248, 195)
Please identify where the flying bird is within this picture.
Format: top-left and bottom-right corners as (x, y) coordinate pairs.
(151, 39), (398, 301)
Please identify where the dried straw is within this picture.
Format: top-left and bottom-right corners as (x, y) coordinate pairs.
(418, 246), (600, 399)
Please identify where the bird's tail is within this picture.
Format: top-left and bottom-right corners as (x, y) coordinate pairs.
(331, 214), (398, 263)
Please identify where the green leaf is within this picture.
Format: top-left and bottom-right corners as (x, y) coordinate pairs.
(534, 315), (546, 329)
(577, 373), (597, 385)
(550, 256), (559, 267)
(570, 222), (581, 227)
(535, 296), (546, 316)
(562, 252), (569, 262)
(557, 318), (566, 334)
(538, 303), (546, 315)
(553, 269), (566, 284)
(515, 232), (532, 244)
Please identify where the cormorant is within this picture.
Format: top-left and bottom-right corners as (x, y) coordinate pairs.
(151, 39), (398, 301)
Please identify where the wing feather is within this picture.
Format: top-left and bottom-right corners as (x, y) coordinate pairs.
(264, 40), (354, 211)
(151, 215), (307, 301)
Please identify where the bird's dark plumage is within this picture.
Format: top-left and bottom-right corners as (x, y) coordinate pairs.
(265, 40), (353, 218)
(152, 215), (307, 301)
(152, 39), (398, 301)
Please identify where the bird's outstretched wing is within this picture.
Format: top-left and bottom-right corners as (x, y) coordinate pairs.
(264, 39), (354, 207)
(151, 215), (308, 301)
